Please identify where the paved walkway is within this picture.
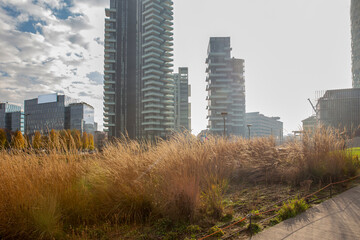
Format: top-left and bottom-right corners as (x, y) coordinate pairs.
(253, 186), (360, 240)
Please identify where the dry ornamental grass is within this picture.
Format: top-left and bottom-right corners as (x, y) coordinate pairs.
(0, 128), (358, 239)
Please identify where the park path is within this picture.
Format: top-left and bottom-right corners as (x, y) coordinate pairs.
(252, 186), (360, 240)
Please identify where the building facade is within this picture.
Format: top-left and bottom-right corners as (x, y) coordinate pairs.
(25, 94), (97, 135)
(352, 0), (360, 88)
(302, 115), (317, 133)
(0, 102), (24, 133)
(206, 37), (246, 136)
(245, 112), (283, 140)
(68, 103), (97, 135)
(173, 67), (191, 132)
(317, 88), (360, 134)
(103, 0), (175, 140)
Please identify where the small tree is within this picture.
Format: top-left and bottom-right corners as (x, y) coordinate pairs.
(88, 133), (95, 150)
(12, 131), (25, 150)
(82, 132), (89, 150)
(32, 131), (42, 149)
(0, 129), (7, 149)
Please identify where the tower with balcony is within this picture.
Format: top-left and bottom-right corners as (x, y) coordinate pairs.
(173, 67), (191, 132)
(206, 37), (246, 137)
(103, 0), (174, 139)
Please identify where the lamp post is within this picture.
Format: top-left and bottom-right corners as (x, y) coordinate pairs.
(221, 112), (228, 138)
(247, 124), (252, 140)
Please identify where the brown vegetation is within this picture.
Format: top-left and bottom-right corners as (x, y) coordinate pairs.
(0, 128), (358, 239)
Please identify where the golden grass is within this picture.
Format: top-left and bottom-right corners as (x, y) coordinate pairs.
(0, 129), (358, 239)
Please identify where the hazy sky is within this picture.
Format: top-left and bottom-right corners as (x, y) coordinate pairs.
(0, 0), (352, 135)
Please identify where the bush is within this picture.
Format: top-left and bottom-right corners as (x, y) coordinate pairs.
(277, 198), (309, 221)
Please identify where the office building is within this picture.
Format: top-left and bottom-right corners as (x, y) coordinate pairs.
(25, 93), (97, 135)
(173, 67), (191, 132)
(245, 112), (283, 140)
(25, 94), (74, 135)
(103, 0), (174, 140)
(67, 103), (97, 135)
(206, 37), (246, 136)
(352, 0), (360, 88)
(316, 88), (360, 134)
(0, 102), (24, 134)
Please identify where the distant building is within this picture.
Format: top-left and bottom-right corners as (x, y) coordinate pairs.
(316, 88), (360, 134)
(173, 67), (191, 132)
(302, 115), (317, 133)
(67, 103), (97, 135)
(25, 93), (97, 135)
(352, 0), (360, 88)
(206, 37), (246, 137)
(245, 112), (283, 140)
(0, 102), (24, 134)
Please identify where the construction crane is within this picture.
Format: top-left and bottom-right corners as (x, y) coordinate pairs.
(307, 98), (317, 114)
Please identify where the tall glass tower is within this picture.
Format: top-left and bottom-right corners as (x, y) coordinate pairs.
(104, 0), (174, 139)
(352, 0), (360, 88)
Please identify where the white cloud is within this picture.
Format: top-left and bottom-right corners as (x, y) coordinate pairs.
(0, 0), (108, 129)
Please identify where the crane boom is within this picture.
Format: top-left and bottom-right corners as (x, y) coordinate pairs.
(307, 98), (317, 113)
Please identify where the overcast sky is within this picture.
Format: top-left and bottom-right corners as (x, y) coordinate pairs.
(0, 0), (352, 135)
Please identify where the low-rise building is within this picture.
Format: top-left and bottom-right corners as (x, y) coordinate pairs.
(302, 115), (317, 133)
(25, 93), (97, 135)
(245, 112), (283, 140)
(316, 88), (360, 134)
(0, 102), (24, 134)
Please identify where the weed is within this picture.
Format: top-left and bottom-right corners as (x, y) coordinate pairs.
(186, 225), (201, 234)
(220, 213), (233, 222)
(247, 222), (262, 235)
(269, 217), (280, 226)
(250, 209), (263, 220)
(208, 226), (225, 237)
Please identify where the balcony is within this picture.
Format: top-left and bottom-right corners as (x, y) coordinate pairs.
(105, 8), (116, 17)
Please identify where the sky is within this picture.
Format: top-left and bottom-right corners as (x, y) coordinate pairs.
(0, 0), (352, 135)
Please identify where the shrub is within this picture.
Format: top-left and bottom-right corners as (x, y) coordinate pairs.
(277, 198), (309, 221)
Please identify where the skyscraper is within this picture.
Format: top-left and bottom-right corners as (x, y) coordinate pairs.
(206, 37), (246, 137)
(103, 0), (174, 140)
(352, 0), (360, 88)
(173, 67), (191, 132)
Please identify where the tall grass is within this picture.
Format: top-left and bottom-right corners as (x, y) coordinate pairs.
(0, 129), (358, 239)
